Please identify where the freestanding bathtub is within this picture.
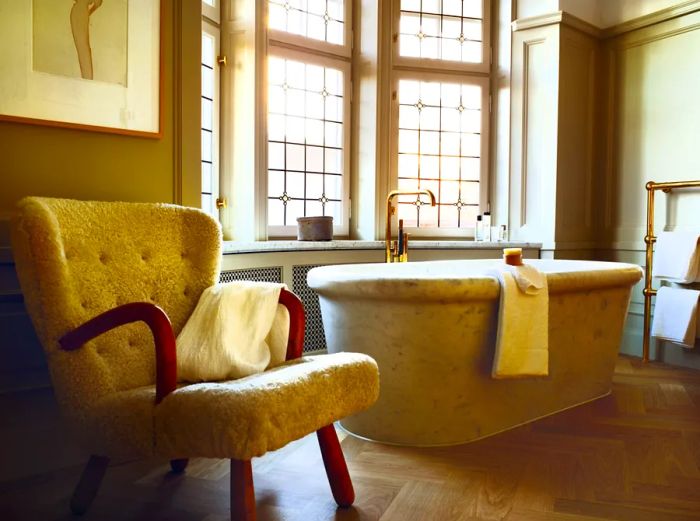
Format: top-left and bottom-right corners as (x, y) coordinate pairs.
(308, 259), (642, 446)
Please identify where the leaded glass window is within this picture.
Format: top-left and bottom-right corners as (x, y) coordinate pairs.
(201, 25), (219, 217)
(396, 78), (482, 228)
(269, 0), (345, 46)
(267, 56), (345, 227)
(399, 0), (484, 63)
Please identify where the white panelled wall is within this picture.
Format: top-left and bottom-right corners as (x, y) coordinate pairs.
(511, 0), (700, 368)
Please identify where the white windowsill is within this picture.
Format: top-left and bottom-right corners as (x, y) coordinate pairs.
(222, 240), (541, 254)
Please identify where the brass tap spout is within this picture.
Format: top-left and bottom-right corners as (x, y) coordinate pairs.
(385, 189), (436, 263)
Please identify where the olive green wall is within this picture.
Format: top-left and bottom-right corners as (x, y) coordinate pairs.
(0, 0), (201, 240)
(0, 0), (202, 392)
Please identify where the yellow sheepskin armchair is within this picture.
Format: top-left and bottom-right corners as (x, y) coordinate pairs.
(11, 197), (379, 520)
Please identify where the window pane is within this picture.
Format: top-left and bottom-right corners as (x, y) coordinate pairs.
(267, 143), (284, 170)
(268, 170), (285, 198)
(268, 0), (345, 46)
(267, 56), (346, 226)
(202, 194), (214, 215)
(307, 173), (324, 199)
(398, 0), (484, 64)
(202, 162), (212, 193)
(201, 31), (215, 66)
(286, 143), (305, 171)
(396, 78), (482, 229)
(201, 30), (218, 217)
(307, 145), (324, 172)
(201, 97), (213, 130)
(201, 129), (212, 162)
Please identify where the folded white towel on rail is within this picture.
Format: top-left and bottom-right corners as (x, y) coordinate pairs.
(651, 286), (699, 347)
(652, 231), (700, 283)
(176, 281), (290, 382)
(490, 263), (549, 378)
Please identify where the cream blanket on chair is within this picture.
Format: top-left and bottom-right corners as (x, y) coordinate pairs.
(491, 264), (549, 378)
(176, 281), (290, 382)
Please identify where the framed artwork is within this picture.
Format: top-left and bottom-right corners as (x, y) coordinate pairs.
(0, 0), (163, 138)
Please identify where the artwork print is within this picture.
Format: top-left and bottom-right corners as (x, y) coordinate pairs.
(0, 0), (159, 136)
(32, 0), (128, 86)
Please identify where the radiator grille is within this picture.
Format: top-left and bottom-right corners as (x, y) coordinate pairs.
(292, 265), (327, 353)
(219, 267), (283, 284)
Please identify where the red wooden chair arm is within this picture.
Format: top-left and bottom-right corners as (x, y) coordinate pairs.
(58, 302), (177, 404)
(57, 289), (305, 404)
(279, 288), (305, 360)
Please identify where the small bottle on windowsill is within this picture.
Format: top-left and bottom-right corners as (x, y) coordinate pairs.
(482, 211), (492, 242)
(475, 215), (483, 241)
(499, 224), (508, 242)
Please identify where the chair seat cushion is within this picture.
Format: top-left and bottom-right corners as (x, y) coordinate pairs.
(154, 352), (379, 460)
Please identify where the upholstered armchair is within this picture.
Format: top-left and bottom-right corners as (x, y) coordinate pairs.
(11, 197), (379, 520)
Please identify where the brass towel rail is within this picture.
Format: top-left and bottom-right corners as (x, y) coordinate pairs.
(642, 179), (700, 362)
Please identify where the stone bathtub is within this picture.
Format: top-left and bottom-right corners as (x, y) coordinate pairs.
(308, 259), (642, 446)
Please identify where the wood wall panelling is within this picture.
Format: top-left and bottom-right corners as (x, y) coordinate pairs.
(510, 25), (559, 246)
(555, 26), (598, 245)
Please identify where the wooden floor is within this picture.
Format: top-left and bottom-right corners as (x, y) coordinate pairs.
(1, 356), (700, 520)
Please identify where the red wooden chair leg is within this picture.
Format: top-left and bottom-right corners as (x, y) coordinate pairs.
(170, 458), (189, 473)
(69, 454), (110, 515)
(230, 459), (256, 521)
(316, 424), (355, 507)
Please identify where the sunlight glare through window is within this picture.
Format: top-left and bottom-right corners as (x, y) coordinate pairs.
(269, 0), (344, 45)
(267, 56), (345, 226)
(397, 78), (482, 228)
(399, 0), (483, 63)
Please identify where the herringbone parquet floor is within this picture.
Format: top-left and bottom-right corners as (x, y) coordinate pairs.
(1, 356), (699, 520)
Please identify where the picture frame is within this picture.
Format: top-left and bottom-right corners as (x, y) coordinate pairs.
(0, 0), (163, 138)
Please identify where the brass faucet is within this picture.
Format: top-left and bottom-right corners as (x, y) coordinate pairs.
(385, 189), (436, 263)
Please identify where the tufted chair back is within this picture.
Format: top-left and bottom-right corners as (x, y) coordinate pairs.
(11, 197), (221, 422)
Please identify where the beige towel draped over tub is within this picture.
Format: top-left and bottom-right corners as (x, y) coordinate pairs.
(490, 264), (549, 379)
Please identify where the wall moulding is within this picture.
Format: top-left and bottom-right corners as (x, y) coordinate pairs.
(512, 11), (602, 38)
(508, 24), (556, 243)
(511, 1), (700, 41)
(555, 26), (597, 245)
(606, 14), (700, 49)
(519, 38), (546, 230)
(601, 0), (700, 38)
(600, 11), (700, 254)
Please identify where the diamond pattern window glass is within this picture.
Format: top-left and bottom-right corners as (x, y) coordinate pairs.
(269, 0), (345, 46)
(397, 78), (481, 228)
(399, 0), (483, 63)
(267, 56), (345, 227)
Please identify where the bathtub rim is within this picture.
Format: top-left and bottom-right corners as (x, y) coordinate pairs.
(308, 259), (643, 300)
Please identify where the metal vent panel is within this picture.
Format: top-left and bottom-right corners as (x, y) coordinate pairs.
(292, 265), (327, 353)
(219, 267), (283, 284)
